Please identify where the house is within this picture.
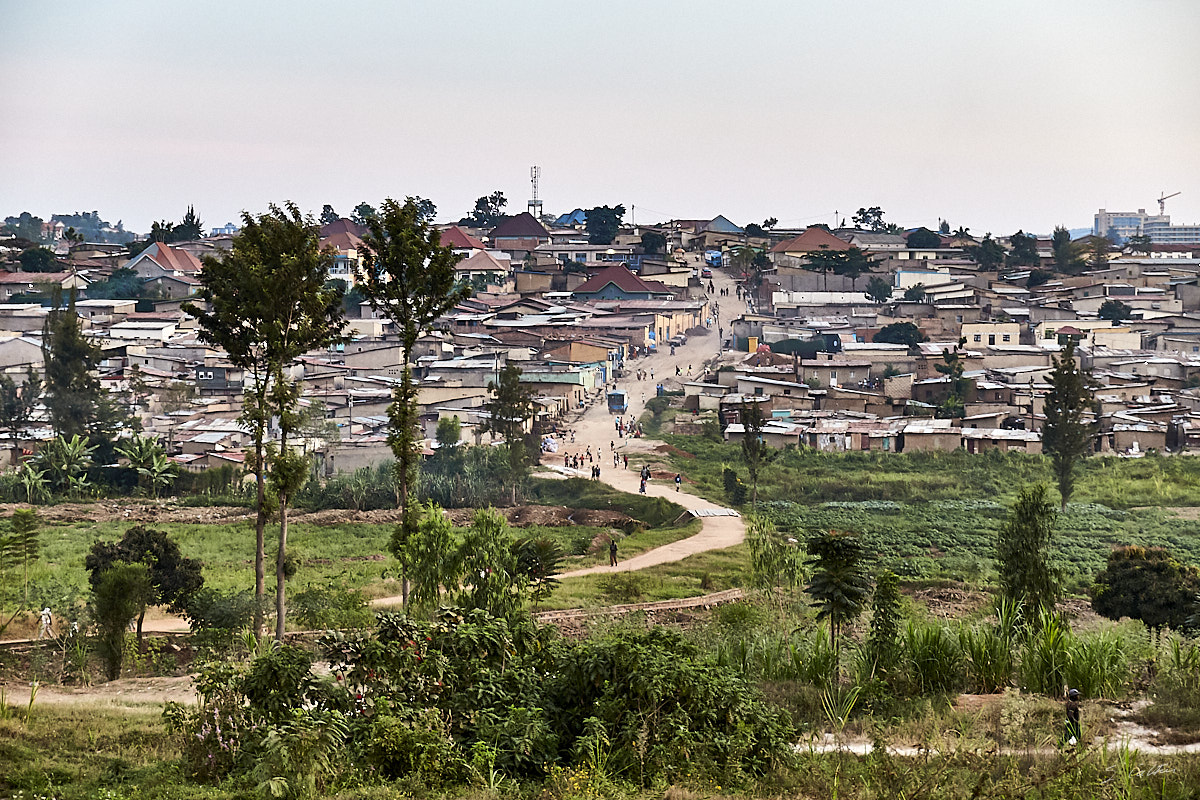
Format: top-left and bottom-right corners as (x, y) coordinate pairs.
(489, 213), (551, 254)
(438, 225), (488, 252)
(571, 266), (674, 301)
(124, 242), (204, 280)
(769, 227), (851, 266)
(0, 271), (90, 302)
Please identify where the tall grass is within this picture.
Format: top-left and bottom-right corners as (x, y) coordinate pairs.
(904, 621), (964, 695)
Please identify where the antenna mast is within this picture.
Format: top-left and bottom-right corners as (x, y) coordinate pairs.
(528, 166), (543, 219)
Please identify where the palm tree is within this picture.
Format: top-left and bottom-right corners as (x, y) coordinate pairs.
(805, 530), (871, 672)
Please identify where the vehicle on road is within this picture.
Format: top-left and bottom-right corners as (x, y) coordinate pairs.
(700, 267), (713, 278)
(669, 333), (687, 346)
(607, 390), (628, 413)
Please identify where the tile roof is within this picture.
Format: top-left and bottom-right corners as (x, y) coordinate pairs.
(490, 212), (549, 240)
(455, 250), (508, 272)
(438, 225), (488, 250)
(572, 265), (672, 296)
(140, 242), (203, 274)
(769, 227), (851, 254)
(321, 230), (364, 251)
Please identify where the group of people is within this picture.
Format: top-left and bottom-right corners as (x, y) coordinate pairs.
(563, 450), (595, 470)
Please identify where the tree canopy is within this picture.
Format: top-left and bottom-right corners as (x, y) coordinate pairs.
(1098, 299), (1134, 322)
(865, 275), (893, 304)
(852, 206), (887, 232)
(585, 205), (625, 245)
(1091, 545), (1200, 632)
(874, 321), (925, 347)
(1005, 230), (1039, 267)
(459, 191), (508, 228)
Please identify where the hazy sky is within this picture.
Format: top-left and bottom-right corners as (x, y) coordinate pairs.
(2, 0), (1198, 236)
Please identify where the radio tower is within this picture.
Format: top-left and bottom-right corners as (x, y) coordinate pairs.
(528, 166), (543, 220)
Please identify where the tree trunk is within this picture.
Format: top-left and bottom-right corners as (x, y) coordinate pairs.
(275, 497), (288, 640)
(137, 606), (145, 647)
(254, 433), (266, 639)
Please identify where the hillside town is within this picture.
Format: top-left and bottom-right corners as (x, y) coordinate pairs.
(3, 200), (1200, 471)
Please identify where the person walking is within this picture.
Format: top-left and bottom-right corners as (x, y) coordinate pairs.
(623, 454), (628, 469)
(37, 607), (53, 640)
(675, 473), (682, 492)
(609, 538), (619, 566)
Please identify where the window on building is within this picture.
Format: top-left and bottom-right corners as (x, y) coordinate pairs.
(988, 334), (996, 345)
(829, 371), (837, 382)
(1002, 334), (1011, 342)
(973, 334), (982, 342)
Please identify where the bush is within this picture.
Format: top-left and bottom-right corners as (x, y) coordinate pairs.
(904, 621), (964, 696)
(291, 582), (373, 630)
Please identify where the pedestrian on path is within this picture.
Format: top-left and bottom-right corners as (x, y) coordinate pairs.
(37, 607), (53, 640)
(623, 454), (628, 469)
(639, 478), (647, 494)
(609, 538), (618, 566)
(675, 473), (682, 492)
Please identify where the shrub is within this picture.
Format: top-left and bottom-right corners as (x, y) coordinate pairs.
(291, 582), (373, 630)
(959, 624), (1013, 693)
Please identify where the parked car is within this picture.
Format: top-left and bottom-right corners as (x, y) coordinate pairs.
(669, 334), (687, 346)
(701, 267), (712, 278)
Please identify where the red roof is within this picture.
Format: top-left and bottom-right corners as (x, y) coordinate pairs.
(319, 219), (367, 238)
(321, 231), (364, 251)
(769, 226), (851, 254)
(490, 212), (549, 240)
(141, 242), (203, 273)
(439, 225), (487, 250)
(573, 265), (670, 296)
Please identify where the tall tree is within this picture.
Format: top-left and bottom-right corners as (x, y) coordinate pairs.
(0, 367), (40, 466)
(805, 530), (871, 669)
(1087, 235), (1112, 269)
(41, 290), (126, 456)
(585, 204), (626, 245)
(356, 197), (469, 604)
(996, 484), (1060, 616)
(319, 204), (340, 225)
(852, 206), (886, 232)
(739, 400), (776, 507)
(865, 275), (893, 304)
(176, 205), (204, 241)
(185, 202), (345, 639)
(966, 234), (1006, 270)
(1042, 338), (1095, 510)
(1005, 230), (1039, 267)
(459, 191), (507, 228)
(1126, 234), (1153, 255)
(1051, 226), (1084, 273)
(352, 202), (377, 226)
(482, 363), (537, 503)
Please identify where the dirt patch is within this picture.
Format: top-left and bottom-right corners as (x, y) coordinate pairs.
(1057, 598), (1105, 629)
(909, 586), (990, 619)
(953, 693), (1007, 714)
(0, 501), (256, 526)
(655, 443), (695, 459)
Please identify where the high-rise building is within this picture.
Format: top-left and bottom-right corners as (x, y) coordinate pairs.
(1094, 208), (1200, 244)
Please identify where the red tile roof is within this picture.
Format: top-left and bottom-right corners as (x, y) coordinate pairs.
(142, 242), (203, 273)
(769, 226), (851, 254)
(319, 219), (367, 238)
(321, 231), (364, 251)
(438, 225), (487, 250)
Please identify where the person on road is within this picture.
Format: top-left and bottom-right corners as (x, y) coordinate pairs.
(609, 538), (618, 566)
(1064, 688), (1082, 745)
(623, 454), (628, 469)
(675, 473), (682, 492)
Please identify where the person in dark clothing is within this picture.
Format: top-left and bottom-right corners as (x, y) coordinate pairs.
(1065, 688), (1082, 745)
(609, 539), (618, 566)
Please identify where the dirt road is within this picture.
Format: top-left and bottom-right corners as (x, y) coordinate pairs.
(549, 259), (748, 579)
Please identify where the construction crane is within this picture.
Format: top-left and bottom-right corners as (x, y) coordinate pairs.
(1158, 191), (1181, 216)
